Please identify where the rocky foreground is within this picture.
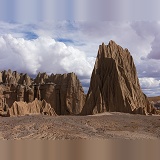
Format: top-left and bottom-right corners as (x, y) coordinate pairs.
(0, 113), (160, 140)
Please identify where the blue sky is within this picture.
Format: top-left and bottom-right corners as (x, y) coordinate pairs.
(0, 1), (160, 96)
(1, 0), (160, 22)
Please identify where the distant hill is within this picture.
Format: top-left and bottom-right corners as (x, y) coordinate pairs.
(148, 96), (160, 110)
(148, 96), (160, 102)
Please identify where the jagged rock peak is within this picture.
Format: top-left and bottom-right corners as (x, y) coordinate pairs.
(0, 69), (33, 86)
(81, 41), (156, 115)
(98, 41), (129, 59)
(108, 40), (117, 45)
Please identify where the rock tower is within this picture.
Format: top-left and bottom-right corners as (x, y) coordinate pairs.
(81, 41), (155, 115)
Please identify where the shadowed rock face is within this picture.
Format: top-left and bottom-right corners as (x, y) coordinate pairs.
(81, 41), (155, 115)
(0, 71), (85, 116)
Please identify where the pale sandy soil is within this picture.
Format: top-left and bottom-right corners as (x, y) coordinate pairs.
(0, 112), (160, 140)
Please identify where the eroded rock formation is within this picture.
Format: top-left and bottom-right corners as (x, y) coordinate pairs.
(148, 96), (160, 111)
(33, 72), (86, 115)
(81, 41), (155, 115)
(7, 99), (57, 116)
(0, 70), (85, 116)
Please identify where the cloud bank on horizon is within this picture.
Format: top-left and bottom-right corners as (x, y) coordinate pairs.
(0, 1), (160, 96)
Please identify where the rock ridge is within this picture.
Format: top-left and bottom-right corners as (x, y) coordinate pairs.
(0, 70), (85, 116)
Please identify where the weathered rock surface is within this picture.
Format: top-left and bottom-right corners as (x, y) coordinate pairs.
(33, 72), (86, 115)
(81, 41), (156, 115)
(0, 70), (85, 116)
(7, 99), (57, 116)
(1, 70), (32, 86)
(148, 96), (160, 112)
(0, 40), (156, 117)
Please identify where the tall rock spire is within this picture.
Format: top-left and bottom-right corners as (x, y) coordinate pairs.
(81, 41), (156, 115)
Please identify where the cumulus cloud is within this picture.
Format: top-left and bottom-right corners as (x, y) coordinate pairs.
(147, 35), (160, 59)
(131, 21), (160, 60)
(0, 34), (94, 78)
(139, 78), (160, 97)
(0, 21), (160, 96)
(131, 21), (160, 38)
(139, 77), (160, 97)
(137, 59), (160, 78)
(139, 78), (160, 89)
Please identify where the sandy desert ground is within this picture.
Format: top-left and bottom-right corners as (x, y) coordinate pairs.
(0, 112), (160, 140)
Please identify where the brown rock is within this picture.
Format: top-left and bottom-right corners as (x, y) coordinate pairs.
(34, 72), (49, 84)
(148, 96), (160, 111)
(0, 72), (3, 83)
(0, 70), (85, 115)
(7, 98), (57, 117)
(16, 85), (25, 101)
(25, 86), (35, 102)
(37, 73), (86, 115)
(1, 70), (32, 86)
(81, 41), (155, 115)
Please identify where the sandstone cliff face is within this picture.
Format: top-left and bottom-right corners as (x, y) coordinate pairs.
(81, 41), (155, 115)
(0, 70), (85, 116)
(34, 72), (86, 115)
(7, 99), (57, 116)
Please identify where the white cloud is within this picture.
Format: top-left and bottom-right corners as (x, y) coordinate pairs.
(148, 34), (160, 59)
(0, 21), (160, 96)
(32, 21), (154, 63)
(139, 78), (160, 89)
(0, 34), (93, 78)
(139, 78), (160, 97)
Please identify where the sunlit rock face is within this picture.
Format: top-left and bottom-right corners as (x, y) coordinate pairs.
(0, 70), (86, 116)
(7, 99), (57, 117)
(81, 41), (156, 115)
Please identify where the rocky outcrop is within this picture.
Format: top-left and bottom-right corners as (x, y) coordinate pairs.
(81, 41), (155, 115)
(0, 70), (85, 116)
(34, 73), (86, 115)
(1, 70), (32, 86)
(148, 96), (160, 112)
(7, 99), (57, 116)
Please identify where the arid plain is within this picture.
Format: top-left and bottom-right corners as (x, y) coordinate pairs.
(0, 112), (160, 140)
